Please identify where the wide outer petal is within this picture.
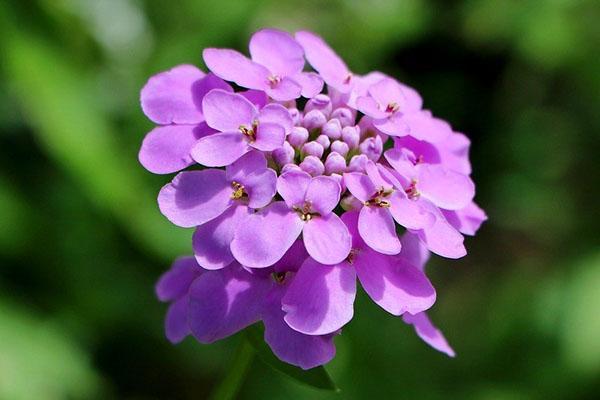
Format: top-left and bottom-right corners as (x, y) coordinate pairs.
(292, 72), (324, 98)
(225, 150), (267, 182)
(230, 202), (304, 268)
(368, 77), (407, 111)
(191, 131), (249, 167)
(403, 312), (455, 357)
(202, 89), (257, 132)
(165, 297), (191, 343)
(343, 172), (376, 203)
(355, 249), (436, 315)
(442, 201), (487, 236)
(277, 170), (312, 208)
(356, 96), (388, 119)
(266, 76), (303, 101)
(416, 203), (466, 259)
(389, 192), (435, 230)
(373, 114), (410, 137)
(272, 239), (309, 273)
(295, 31), (350, 91)
(303, 213), (352, 265)
(241, 168), (277, 209)
(203, 48), (269, 90)
(249, 28), (305, 77)
(258, 103), (293, 135)
(282, 258), (356, 335)
(305, 175), (341, 216)
(401, 111), (451, 143)
(139, 123), (213, 174)
(358, 206), (402, 255)
(140, 64), (205, 124)
(158, 169), (232, 227)
(188, 265), (271, 343)
(263, 285), (336, 369)
(251, 122), (285, 151)
(193, 205), (251, 270)
(398, 231), (430, 271)
(418, 165), (475, 210)
(155, 256), (202, 302)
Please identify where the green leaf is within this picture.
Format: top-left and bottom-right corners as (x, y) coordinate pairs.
(244, 324), (340, 392)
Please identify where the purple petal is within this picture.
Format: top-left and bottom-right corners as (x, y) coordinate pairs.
(438, 132), (472, 175)
(303, 213), (352, 265)
(165, 297), (191, 343)
(202, 89), (257, 132)
(188, 264), (271, 343)
(155, 256), (202, 302)
(249, 28), (305, 77)
(389, 192), (435, 230)
(418, 165), (475, 210)
(292, 72), (324, 98)
(139, 123), (212, 174)
(356, 96), (388, 119)
(265, 76), (303, 101)
(343, 172), (376, 203)
(140, 64), (205, 125)
(277, 170), (312, 208)
(398, 82), (423, 112)
(240, 89), (268, 109)
(193, 73), (234, 114)
(191, 131), (249, 167)
(305, 175), (341, 215)
(368, 77), (406, 111)
(158, 169), (232, 227)
(251, 122), (286, 152)
(442, 201), (487, 236)
(193, 205), (251, 270)
(340, 211), (365, 249)
(399, 231), (430, 271)
(402, 111), (452, 143)
(225, 150), (267, 182)
(295, 31), (351, 92)
(416, 202), (466, 259)
(230, 202), (304, 268)
(241, 169), (277, 209)
(373, 114), (410, 137)
(263, 286), (336, 369)
(403, 312), (455, 357)
(282, 258), (356, 335)
(355, 250), (435, 315)
(272, 239), (309, 273)
(358, 206), (402, 255)
(203, 48), (269, 90)
(258, 103), (293, 135)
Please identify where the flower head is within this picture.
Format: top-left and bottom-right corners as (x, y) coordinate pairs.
(141, 28), (486, 368)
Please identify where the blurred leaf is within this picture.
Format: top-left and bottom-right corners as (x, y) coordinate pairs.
(0, 9), (189, 261)
(245, 324), (339, 392)
(0, 298), (102, 400)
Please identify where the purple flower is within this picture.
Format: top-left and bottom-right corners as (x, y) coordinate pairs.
(191, 89), (292, 167)
(204, 29), (323, 101)
(231, 170), (351, 268)
(141, 28), (485, 369)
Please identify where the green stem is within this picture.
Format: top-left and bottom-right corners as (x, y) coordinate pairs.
(209, 339), (255, 400)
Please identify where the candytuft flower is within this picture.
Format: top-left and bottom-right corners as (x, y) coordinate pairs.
(141, 28), (486, 369)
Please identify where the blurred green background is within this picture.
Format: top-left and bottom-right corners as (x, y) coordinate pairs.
(0, 0), (599, 399)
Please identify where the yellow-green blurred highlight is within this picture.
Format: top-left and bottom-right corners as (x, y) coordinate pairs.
(0, 0), (598, 399)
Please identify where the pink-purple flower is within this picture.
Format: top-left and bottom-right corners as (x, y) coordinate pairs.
(141, 28), (487, 370)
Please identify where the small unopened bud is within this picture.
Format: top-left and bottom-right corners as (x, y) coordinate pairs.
(347, 154), (369, 172)
(302, 109), (327, 130)
(281, 163), (302, 174)
(322, 119), (342, 140)
(342, 126), (360, 149)
(330, 107), (355, 127)
(304, 94), (332, 117)
(359, 135), (383, 161)
(330, 140), (349, 157)
(299, 156), (325, 176)
(302, 141), (324, 158)
(288, 108), (302, 125)
(325, 152), (347, 175)
(316, 135), (330, 150)
(272, 141), (295, 166)
(288, 126), (309, 147)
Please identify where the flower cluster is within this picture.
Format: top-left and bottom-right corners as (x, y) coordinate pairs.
(140, 29), (486, 369)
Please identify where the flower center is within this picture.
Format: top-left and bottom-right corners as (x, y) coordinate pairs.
(343, 73), (353, 84)
(364, 187), (394, 208)
(385, 102), (400, 113)
(271, 271), (288, 284)
(267, 75), (281, 87)
(230, 181), (247, 200)
(239, 120), (258, 141)
(293, 201), (318, 221)
(405, 179), (420, 200)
